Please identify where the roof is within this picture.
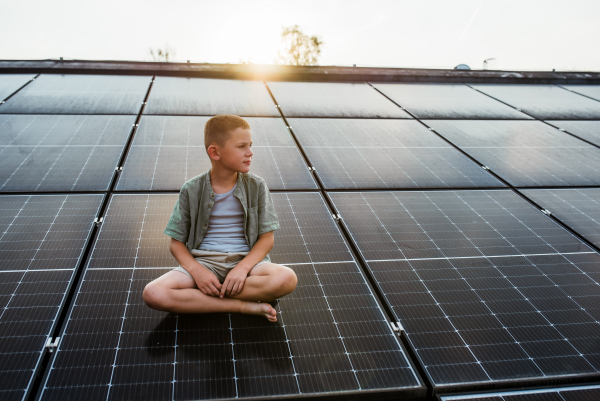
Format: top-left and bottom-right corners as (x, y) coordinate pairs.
(1, 61), (600, 401)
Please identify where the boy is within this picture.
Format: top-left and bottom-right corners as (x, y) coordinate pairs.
(143, 115), (297, 322)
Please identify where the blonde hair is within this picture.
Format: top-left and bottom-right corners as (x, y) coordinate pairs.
(204, 114), (250, 150)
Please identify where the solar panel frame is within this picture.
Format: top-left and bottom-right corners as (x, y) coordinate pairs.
(0, 74), (151, 115)
(143, 77), (280, 117)
(546, 121), (600, 148)
(288, 118), (505, 189)
(371, 83), (532, 120)
(439, 384), (600, 401)
(38, 193), (425, 400)
(560, 85), (600, 102)
(0, 74), (37, 102)
(115, 116), (317, 191)
(328, 190), (600, 391)
(425, 120), (600, 187)
(0, 114), (135, 192)
(469, 85), (600, 120)
(267, 81), (412, 118)
(0, 194), (104, 401)
(520, 188), (600, 249)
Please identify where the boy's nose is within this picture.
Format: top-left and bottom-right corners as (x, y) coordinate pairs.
(247, 148), (253, 156)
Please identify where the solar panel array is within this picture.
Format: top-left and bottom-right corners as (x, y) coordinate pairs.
(39, 193), (421, 400)
(0, 72), (599, 401)
(0, 195), (103, 400)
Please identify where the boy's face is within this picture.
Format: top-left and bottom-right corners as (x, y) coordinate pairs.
(213, 127), (253, 173)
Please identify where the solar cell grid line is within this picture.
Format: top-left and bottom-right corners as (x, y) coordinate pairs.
(468, 84), (600, 120)
(0, 114), (135, 192)
(425, 120), (600, 187)
(439, 384), (600, 401)
(546, 121), (600, 148)
(0, 74), (37, 102)
(559, 85), (600, 103)
(116, 116), (317, 191)
(143, 76), (279, 116)
(328, 190), (600, 389)
(39, 193), (424, 400)
(266, 81), (412, 118)
(520, 188), (600, 248)
(287, 118), (504, 190)
(0, 194), (103, 401)
(371, 83), (531, 120)
(0, 74), (151, 115)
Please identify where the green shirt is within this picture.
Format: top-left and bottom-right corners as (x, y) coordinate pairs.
(164, 170), (280, 262)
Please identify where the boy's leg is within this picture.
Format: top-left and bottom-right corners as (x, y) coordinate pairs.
(143, 270), (277, 321)
(229, 263), (297, 302)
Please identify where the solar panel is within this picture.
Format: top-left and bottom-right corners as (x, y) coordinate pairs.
(0, 74), (150, 115)
(39, 193), (423, 400)
(0, 114), (134, 192)
(0, 194), (103, 401)
(440, 384), (600, 401)
(372, 83), (531, 119)
(470, 85), (600, 120)
(426, 120), (600, 187)
(143, 77), (279, 116)
(329, 190), (600, 389)
(0, 74), (36, 101)
(288, 118), (504, 189)
(521, 188), (600, 248)
(267, 82), (411, 118)
(561, 85), (600, 102)
(546, 121), (600, 148)
(116, 116), (316, 191)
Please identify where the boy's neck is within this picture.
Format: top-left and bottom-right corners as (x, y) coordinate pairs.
(209, 165), (238, 194)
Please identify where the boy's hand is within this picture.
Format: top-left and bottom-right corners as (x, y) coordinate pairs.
(221, 265), (249, 298)
(191, 264), (222, 297)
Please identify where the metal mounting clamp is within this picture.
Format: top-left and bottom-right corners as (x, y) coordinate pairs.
(541, 209), (552, 216)
(481, 165), (490, 170)
(390, 322), (404, 334)
(94, 217), (104, 226)
(45, 337), (60, 353)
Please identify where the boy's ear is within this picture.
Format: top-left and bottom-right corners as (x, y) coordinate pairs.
(207, 144), (221, 161)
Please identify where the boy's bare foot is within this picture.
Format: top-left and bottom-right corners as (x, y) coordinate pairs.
(242, 301), (277, 322)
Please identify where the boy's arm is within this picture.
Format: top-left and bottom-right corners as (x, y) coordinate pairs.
(220, 231), (274, 298)
(170, 238), (222, 297)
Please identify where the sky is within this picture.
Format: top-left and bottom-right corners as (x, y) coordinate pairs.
(1, 0), (599, 71)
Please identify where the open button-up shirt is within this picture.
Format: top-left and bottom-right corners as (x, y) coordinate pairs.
(164, 171), (280, 262)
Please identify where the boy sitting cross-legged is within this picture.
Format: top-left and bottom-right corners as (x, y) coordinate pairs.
(143, 114), (297, 322)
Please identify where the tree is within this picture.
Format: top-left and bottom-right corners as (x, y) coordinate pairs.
(149, 44), (176, 62)
(275, 25), (323, 66)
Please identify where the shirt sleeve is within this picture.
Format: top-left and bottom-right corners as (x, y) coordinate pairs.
(257, 179), (280, 235)
(163, 185), (191, 243)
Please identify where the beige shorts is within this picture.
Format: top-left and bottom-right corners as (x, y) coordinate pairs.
(173, 249), (269, 284)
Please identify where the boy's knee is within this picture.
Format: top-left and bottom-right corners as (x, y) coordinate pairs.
(143, 281), (169, 310)
(273, 266), (297, 297)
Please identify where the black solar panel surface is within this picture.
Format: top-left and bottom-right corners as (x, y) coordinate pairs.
(267, 82), (411, 118)
(144, 77), (279, 116)
(289, 118), (504, 189)
(440, 385), (600, 401)
(372, 83), (530, 119)
(547, 121), (600, 147)
(0, 114), (134, 192)
(560, 85), (600, 102)
(0, 74), (36, 101)
(39, 193), (422, 400)
(0, 74), (150, 115)
(521, 188), (600, 248)
(0, 194), (103, 401)
(426, 120), (600, 187)
(329, 190), (600, 388)
(470, 85), (600, 120)
(116, 116), (316, 191)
